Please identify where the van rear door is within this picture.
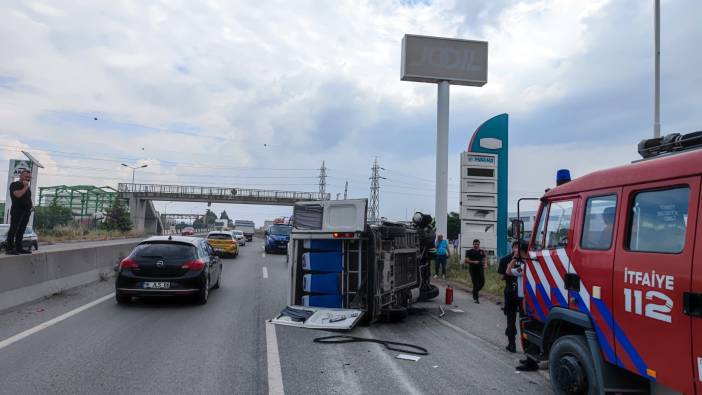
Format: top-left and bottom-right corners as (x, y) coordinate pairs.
(270, 306), (364, 330)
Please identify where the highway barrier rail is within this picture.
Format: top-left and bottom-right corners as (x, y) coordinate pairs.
(0, 240), (141, 312)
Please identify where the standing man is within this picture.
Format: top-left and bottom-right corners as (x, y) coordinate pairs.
(464, 239), (486, 303)
(433, 234), (449, 279)
(6, 169), (33, 255)
(498, 241), (527, 353)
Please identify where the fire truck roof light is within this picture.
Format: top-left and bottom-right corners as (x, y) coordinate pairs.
(556, 169), (571, 186)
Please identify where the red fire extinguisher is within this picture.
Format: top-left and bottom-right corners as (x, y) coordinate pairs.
(445, 285), (454, 305)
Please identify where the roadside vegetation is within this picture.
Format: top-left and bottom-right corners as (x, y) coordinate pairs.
(34, 199), (140, 244)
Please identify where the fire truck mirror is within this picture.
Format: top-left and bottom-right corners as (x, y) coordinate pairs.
(508, 219), (524, 240)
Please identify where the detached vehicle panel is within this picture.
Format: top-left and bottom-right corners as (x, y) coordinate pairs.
(271, 199), (438, 330)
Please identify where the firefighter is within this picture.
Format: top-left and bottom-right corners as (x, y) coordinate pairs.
(498, 241), (527, 353)
(508, 241), (539, 372)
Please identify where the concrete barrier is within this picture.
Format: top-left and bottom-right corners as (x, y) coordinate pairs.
(0, 240), (141, 312)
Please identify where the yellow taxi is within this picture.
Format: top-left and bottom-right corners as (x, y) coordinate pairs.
(206, 231), (239, 258)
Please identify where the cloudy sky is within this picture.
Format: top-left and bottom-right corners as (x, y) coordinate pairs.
(0, 0), (699, 226)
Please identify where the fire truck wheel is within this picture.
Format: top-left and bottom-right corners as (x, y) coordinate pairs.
(548, 335), (600, 395)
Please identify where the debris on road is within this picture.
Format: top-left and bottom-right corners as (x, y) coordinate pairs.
(396, 354), (421, 362)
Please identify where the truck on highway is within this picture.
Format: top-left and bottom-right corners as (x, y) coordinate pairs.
(234, 220), (255, 242)
(513, 131), (702, 395)
(271, 199), (439, 329)
(214, 219), (228, 231)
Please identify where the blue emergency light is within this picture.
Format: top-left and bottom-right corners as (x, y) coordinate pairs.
(556, 169), (571, 186)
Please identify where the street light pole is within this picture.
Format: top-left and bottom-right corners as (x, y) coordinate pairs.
(121, 163), (148, 191)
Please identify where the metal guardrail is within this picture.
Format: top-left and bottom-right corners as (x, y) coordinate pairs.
(118, 183), (329, 202)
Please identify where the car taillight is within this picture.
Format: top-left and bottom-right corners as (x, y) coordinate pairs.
(181, 259), (205, 271)
(119, 258), (139, 270)
(332, 232), (354, 238)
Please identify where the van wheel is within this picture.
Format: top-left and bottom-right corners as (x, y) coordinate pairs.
(548, 335), (600, 395)
(34, 242), (39, 251)
(115, 293), (131, 304)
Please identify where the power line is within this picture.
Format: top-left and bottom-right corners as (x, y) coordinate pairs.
(0, 145), (318, 171)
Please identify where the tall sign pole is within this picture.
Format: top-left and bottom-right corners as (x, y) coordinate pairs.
(401, 34), (488, 238)
(436, 81), (450, 238)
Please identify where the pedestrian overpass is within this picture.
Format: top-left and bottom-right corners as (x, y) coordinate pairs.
(118, 183), (329, 234)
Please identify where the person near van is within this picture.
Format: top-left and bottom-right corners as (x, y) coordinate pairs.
(464, 239), (486, 303)
(434, 234), (450, 279)
(498, 241), (527, 353)
(506, 241), (539, 371)
(6, 169), (33, 255)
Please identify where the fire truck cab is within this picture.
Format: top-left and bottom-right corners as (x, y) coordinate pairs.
(519, 132), (702, 394)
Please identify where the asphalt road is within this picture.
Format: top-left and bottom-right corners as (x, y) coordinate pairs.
(0, 240), (552, 394)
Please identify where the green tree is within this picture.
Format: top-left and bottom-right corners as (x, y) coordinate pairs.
(447, 211), (460, 241)
(220, 210), (229, 220)
(34, 202), (73, 231)
(193, 218), (204, 229)
(103, 199), (132, 232)
(205, 209), (217, 226)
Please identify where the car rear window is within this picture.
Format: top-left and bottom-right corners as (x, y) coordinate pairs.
(133, 242), (197, 259)
(208, 233), (233, 240)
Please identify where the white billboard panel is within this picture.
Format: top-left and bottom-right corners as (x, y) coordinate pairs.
(401, 34), (488, 86)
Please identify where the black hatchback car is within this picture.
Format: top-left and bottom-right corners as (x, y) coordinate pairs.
(115, 236), (222, 305)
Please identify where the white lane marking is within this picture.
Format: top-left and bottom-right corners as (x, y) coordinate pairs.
(356, 327), (421, 395)
(262, 266), (269, 279)
(265, 321), (285, 395)
(0, 293), (115, 351)
(262, 253), (266, 258)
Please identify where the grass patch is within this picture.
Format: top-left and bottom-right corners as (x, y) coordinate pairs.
(444, 254), (505, 298)
(38, 226), (144, 244)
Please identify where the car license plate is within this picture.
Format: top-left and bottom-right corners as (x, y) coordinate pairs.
(142, 282), (171, 289)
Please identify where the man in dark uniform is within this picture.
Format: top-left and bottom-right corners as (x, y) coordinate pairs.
(464, 239), (486, 303)
(6, 169), (33, 255)
(498, 241), (520, 352)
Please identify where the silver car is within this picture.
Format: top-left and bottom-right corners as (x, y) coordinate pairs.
(0, 225), (39, 251)
(232, 230), (246, 246)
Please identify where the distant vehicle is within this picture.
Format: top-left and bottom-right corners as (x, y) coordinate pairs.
(232, 230), (246, 246)
(214, 219), (228, 231)
(234, 220), (255, 241)
(206, 231), (239, 258)
(115, 236), (222, 305)
(0, 225), (39, 251)
(181, 227), (195, 236)
(265, 224), (291, 254)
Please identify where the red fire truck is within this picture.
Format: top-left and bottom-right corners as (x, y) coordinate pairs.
(516, 132), (702, 394)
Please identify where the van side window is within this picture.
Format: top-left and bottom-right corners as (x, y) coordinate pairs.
(627, 187), (690, 253)
(532, 204), (549, 251)
(581, 195), (617, 250)
(545, 200), (574, 249)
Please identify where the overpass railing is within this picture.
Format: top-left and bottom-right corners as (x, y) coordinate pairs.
(118, 183), (329, 201)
